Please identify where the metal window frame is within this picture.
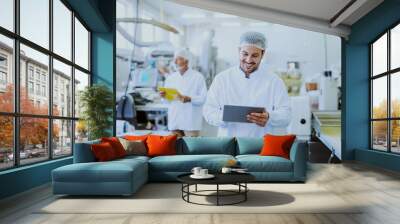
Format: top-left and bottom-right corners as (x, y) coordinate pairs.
(369, 19), (400, 155)
(0, 0), (92, 171)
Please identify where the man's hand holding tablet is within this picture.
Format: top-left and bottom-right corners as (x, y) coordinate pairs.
(222, 105), (267, 126)
(246, 111), (269, 127)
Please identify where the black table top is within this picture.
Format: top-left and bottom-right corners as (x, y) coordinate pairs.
(177, 172), (255, 185)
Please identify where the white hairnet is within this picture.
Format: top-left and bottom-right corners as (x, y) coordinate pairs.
(174, 48), (191, 62)
(239, 31), (267, 50)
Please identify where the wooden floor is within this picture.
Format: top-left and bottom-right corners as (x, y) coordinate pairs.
(1, 162), (400, 224)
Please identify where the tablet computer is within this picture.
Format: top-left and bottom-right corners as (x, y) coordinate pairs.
(222, 105), (265, 123)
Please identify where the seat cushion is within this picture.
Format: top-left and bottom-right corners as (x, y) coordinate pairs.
(177, 137), (236, 155)
(52, 159), (147, 183)
(149, 154), (235, 172)
(236, 155), (293, 172)
(236, 137), (263, 155)
(113, 155), (150, 166)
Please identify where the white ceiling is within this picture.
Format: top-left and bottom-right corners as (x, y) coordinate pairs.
(225, 0), (353, 23)
(165, 0), (384, 37)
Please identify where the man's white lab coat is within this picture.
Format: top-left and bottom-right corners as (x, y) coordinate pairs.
(203, 65), (291, 137)
(164, 69), (207, 131)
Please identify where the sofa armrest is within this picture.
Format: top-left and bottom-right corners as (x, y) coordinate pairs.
(289, 140), (308, 182)
(73, 141), (99, 163)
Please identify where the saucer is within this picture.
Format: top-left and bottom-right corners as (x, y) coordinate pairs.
(190, 174), (215, 179)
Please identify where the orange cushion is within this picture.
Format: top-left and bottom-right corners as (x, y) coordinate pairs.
(101, 137), (127, 158)
(259, 134), (296, 159)
(146, 135), (177, 157)
(91, 142), (117, 162)
(124, 135), (149, 142)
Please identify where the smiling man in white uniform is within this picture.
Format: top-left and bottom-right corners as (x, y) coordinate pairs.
(203, 31), (291, 137)
(161, 49), (207, 137)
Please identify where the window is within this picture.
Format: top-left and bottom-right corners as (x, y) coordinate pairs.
(74, 18), (89, 70)
(74, 69), (89, 118)
(19, 117), (49, 165)
(0, 0), (14, 31)
(0, 53), (8, 89)
(370, 23), (400, 154)
(0, 116), (13, 170)
(28, 67), (34, 80)
(53, 0), (72, 60)
(0, 71), (6, 85)
(20, 0), (49, 49)
(0, 34), (13, 113)
(53, 59), (72, 117)
(53, 119), (72, 158)
(35, 70), (40, 81)
(0, 54), (7, 67)
(391, 24), (400, 70)
(35, 83), (40, 95)
(42, 85), (46, 97)
(54, 89), (58, 102)
(74, 69), (89, 142)
(28, 81), (34, 94)
(0, 1), (91, 170)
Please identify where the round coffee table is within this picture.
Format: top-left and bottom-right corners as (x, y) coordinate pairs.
(177, 173), (255, 206)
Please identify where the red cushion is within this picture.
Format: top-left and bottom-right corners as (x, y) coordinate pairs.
(259, 134), (296, 159)
(91, 142), (117, 161)
(101, 137), (127, 158)
(146, 135), (177, 157)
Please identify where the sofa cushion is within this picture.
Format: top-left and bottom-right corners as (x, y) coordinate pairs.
(236, 137), (263, 155)
(149, 154), (235, 172)
(260, 134), (296, 159)
(118, 138), (147, 156)
(147, 135), (177, 157)
(101, 137), (127, 158)
(124, 135), (149, 142)
(91, 142), (118, 161)
(53, 159), (147, 183)
(236, 155), (293, 172)
(114, 155), (150, 164)
(177, 137), (235, 155)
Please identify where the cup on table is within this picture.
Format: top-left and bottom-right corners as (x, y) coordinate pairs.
(191, 167), (202, 176)
(221, 167), (232, 174)
(199, 169), (208, 176)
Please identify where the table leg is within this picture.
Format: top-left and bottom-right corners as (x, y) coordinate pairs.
(245, 183), (247, 201)
(187, 184), (190, 202)
(195, 184), (198, 192)
(217, 184), (219, 206)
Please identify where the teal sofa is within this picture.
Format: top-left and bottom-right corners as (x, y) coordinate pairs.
(52, 137), (307, 196)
